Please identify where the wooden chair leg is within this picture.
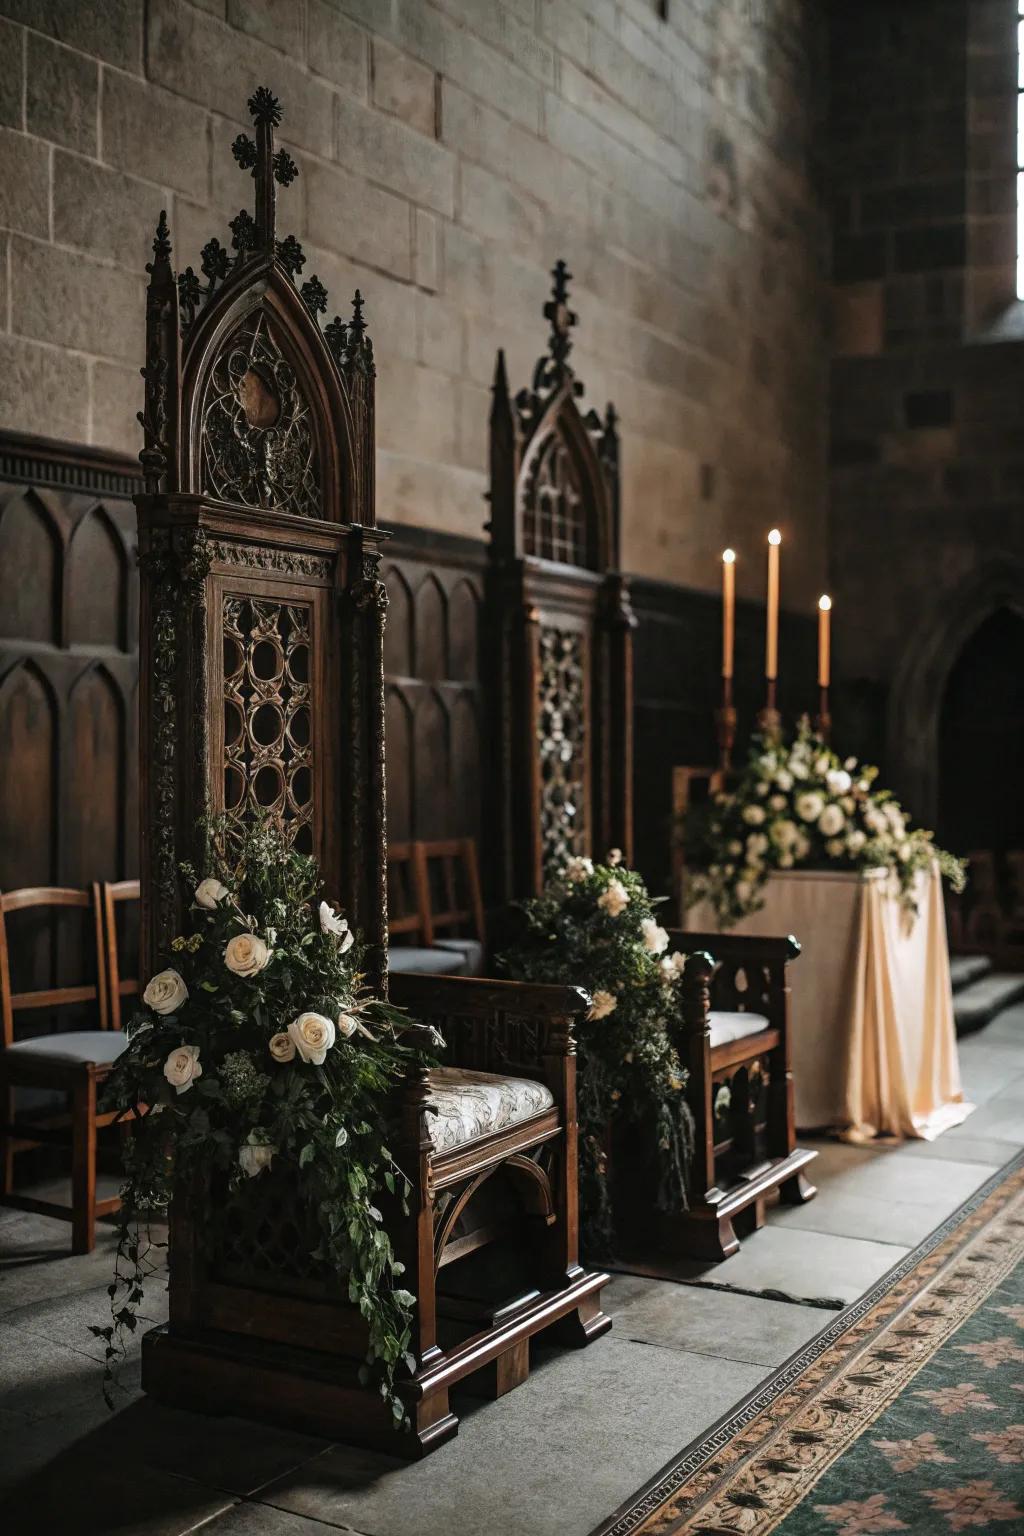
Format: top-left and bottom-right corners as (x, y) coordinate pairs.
(1, 1081), (13, 1200)
(71, 1075), (97, 1255)
(779, 1168), (817, 1206)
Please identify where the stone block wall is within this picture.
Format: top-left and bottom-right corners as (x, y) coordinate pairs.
(0, 0), (830, 609)
(828, 0), (1024, 830)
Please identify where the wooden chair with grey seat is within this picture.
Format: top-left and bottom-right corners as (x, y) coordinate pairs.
(387, 842), (468, 976)
(101, 878), (142, 1032)
(0, 885), (128, 1252)
(665, 930), (818, 1262)
(417, 838), (487, 975)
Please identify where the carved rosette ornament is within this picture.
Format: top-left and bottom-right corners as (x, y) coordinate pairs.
(136, 86), (385, 976)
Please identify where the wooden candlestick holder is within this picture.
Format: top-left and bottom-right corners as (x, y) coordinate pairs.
(815, 685), (831, 742)
(756, 677), (781, 740)
(716, 676), (737, 774)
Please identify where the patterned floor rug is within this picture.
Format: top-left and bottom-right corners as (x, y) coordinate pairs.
(594, 1152), (1024, 1536)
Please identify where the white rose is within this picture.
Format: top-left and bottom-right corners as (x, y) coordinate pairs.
(660, 951), (686, 979)
(598, 878), (629, 917)
(735, 880), (753, 905)
(195, 878), (229, 910)
(775, 769), (793, 792)
(163, 1042), (202, 1094)
(819, 804), (845, 837)
(287, 1011), (336, 1064)
(747, 833), (769, 856)
(864, 806), (888, 836)
(825, 838), (844, 857)
(336, 1012), (359, 1039)
(588, 990), (617, 1020)
(224, 933), (271, 977)
(771, 819), (798, 848)
(238, 1136), (276, 1178)
(742, 804), (766, 826)
(795, 791), (825, 823)
(728, 840), (743, 856)
(319, 901), (355, 953)
(814, 756), (830, 775)
(791, 761), (809, 779)
(640, 917), (669, 955)
(268, 1032), (296, 1063)
(898, 841), (912, 861)
(144, 968), (189, 1015)
(847, 829), (867, 853)
(826, 769), (851, 796)
(565, 856), (594, 883)
(769, 794), (787, 811)
(606, 848), (623, 867)
(755, 781), (769, 797)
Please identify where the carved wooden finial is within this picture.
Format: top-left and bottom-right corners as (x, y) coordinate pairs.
(230, 85), (299, 257)
(543, 258), (577, 371)
(150, 208), (172, 268)
(492, 348), (509, 405)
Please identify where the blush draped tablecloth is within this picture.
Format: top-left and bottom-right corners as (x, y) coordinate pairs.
(686, 864), (972, 1141)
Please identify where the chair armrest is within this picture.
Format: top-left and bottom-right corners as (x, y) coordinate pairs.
(669, 930), (801, 963)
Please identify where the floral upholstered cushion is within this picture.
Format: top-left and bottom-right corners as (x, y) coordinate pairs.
(426, 1067), (554, 1152)
(709, 1010), (771, 1049)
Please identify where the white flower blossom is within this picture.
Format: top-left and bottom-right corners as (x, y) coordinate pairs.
(588, 990), (617, 1020)
(565, 856), (594, 883)
(144, 968), (189, 1015)
(775, 769), (793, 792)
(747, 832), (769, 856)
(795, 791), (825, 823)
(769, 794), (787, 811)
(287, 1011), (336, 1065)
(847, 829), (867, 853)
(163, 1042), (202, 1094)
(826, 769), (852, 796)
(660, 951), (686, 979)
(598, 878), (629, 917)
(825, 838), (844, 858)
(268, 1032), (296, 1063)
(640, 917), (669, 955)
(238, 1134), (276, 1178)
(224, 933), (272, 977)
(819, 804), (846, 837)
(606, 848), (623, 867)
(742, 804), (766, 826)
(194, 878), (229, 909)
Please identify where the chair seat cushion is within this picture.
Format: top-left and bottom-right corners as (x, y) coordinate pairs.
(6, 1030), (129, 1067)
(426, 1067), (554, 1152)
(434, 937), (485, 975)
(709, 1010), (771, 1049)
(388, 946), (467, 976)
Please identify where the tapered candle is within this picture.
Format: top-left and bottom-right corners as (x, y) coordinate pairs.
(721, 548), (736, 679)
(765, 529), (781, 681)
(818, 595), (831, 689)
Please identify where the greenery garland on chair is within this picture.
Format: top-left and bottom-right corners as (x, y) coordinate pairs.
(682, 720), (966, 929)
(94, 819), (438, 1425)
(501, 854), (694, 1257)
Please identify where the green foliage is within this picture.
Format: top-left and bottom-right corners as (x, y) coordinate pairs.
(683, 718), (967, 928)
(501, 854), (693, 1256)
(98, 818), (437, 1424)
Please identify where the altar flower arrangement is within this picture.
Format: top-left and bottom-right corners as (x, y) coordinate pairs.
(501, 857), (693, 1256)
(94, 818), (438, 1424)
(684, 719), (966, 927)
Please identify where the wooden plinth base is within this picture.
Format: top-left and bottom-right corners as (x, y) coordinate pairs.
(142, 1269), (611, 1458)
(673, 1147), (818, 1263)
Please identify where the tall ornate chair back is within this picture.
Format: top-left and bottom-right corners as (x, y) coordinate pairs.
(135, 85), (387, 984)
(488, 263), (634, 899)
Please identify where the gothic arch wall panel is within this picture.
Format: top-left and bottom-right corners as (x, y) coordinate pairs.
(0, 435), (140, 926)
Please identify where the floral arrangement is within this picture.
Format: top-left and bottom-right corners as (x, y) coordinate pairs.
(501, 851), (693, 1256)
(684, 719), (966, 928)
(94, 819), (438, 1424)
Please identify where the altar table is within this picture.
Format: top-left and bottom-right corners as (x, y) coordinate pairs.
(686, 865), (972, 1141)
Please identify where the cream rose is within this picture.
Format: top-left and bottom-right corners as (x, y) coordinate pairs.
(144, 968), (188, 1015)
(795, 791), (825, 823)
(606, 848), (623, 867)
(819, 804), (845, 838)
(268, 1031), (296, 1063)
(640, 917), (669, 955)
(826, 769), (852, 796)
(742, 804), (766, 826)
(775, 769), (793, 792)
(163, 1042), (202, 1094)
(747, 832), (769, 856)
(598, 878), (629, 917)
(287, 1011), (336, 1064)
(238, 1136), (276, 1178)
(660, 950), (686, 980)
(565, 856), (594, 883)
(194, 878), (229, 910)
(825, 838), (844, 858)
(847, 829), (867, 853)
(769, 794), (787, 811)
(224, 932), (271, 977)
(336, 1012), (359, 1039)
(588, 990), (617, 1020)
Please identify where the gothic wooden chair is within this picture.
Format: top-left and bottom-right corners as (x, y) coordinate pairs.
(665, 931), (817, 1262)
(487, 261), (633, 901)
(134, 87), (609, 1455)
(0, 884), (126, 1252)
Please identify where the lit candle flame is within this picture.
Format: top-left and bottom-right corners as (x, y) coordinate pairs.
(722, 548), (736, 564)
(819, 594), (832, 611)
(768, 528), (782, 546)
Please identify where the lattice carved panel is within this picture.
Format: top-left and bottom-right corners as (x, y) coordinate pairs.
(202, 310), (321, 518)
(222, 595), (314, 852)
(212, 1169), (330, 1291)
(537, 624), (587, 872)
(522, 432), (588, 567)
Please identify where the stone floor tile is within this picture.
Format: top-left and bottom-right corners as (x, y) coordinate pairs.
(113, 1399), (330, 1498)
(0, 1453), (237, 1535)
(672, 1224), (907, 1304)
(604, 1271), (837, 1366)
(889, 1131), (1020, 1166)
(259, 1337), (767, 1536)
(3, 1279), (167, 1360)
(204, 1500), (371, 1534)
